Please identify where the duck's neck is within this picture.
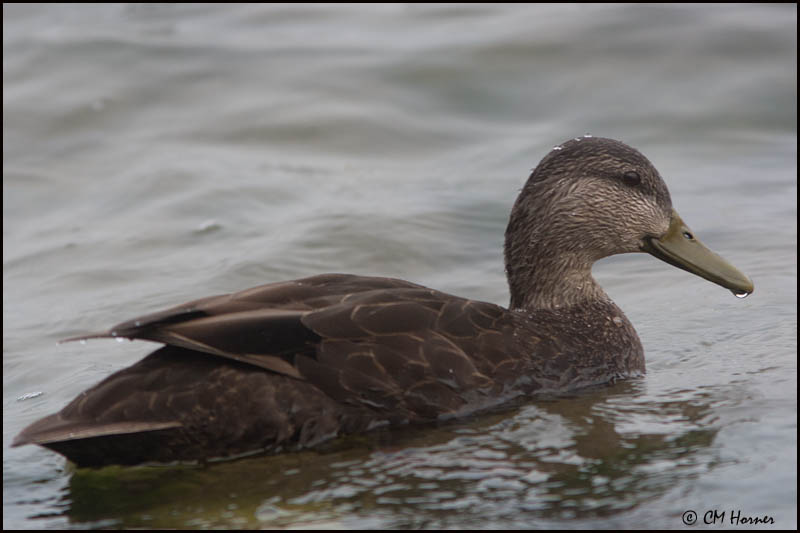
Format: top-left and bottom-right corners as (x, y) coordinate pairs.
(503, 193), (612, 311)
(505, 253), (609, 311)
(503, 181), (615, 312)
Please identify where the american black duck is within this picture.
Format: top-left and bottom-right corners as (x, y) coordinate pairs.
(13, 137), (754, 467)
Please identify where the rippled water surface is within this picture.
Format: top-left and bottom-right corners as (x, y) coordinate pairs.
(3, 4), (796, 529)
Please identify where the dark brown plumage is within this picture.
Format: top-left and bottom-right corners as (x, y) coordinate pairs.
(13, 137), (753, 467)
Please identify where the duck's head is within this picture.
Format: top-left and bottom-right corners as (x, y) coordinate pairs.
(505, 136), (754, 310)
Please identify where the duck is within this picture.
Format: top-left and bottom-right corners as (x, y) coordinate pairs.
(13, 137), (754, 467)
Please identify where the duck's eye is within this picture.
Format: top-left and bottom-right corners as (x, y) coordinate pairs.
(622, 171), (641, 186)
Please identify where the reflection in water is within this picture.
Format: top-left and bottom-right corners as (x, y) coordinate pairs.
(62, 381), (720, 528)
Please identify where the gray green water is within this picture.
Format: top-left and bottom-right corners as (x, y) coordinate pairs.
(3, 3), (796, 529)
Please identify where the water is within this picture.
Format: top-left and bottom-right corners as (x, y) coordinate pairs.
(3, 3), (796, 529)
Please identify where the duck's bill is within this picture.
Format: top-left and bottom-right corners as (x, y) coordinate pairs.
(642, 209), (754, 297)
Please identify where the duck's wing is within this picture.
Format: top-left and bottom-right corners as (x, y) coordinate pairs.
(66, 274), (433, 379)
(33, 274), (523, 442)
(134, 273), (520, 416)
